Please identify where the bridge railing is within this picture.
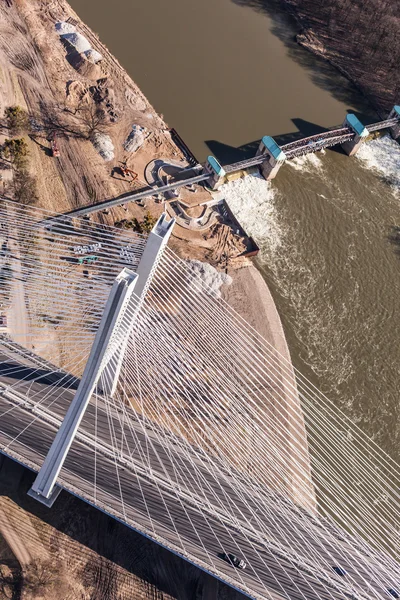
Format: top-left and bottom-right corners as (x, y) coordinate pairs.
(281, 127), (352, 152)
(224, 155), (264, 173)
(366, 118), (398, 132)
(285, 133), (355, 159)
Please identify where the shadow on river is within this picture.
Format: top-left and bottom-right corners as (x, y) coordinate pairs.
(231, 0), (377, 117)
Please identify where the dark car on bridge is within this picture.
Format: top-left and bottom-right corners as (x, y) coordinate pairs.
(220, 552), (246, 570)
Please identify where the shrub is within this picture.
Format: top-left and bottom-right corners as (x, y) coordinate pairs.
(5, 105), (29, 136)
(2, 138), (29, 168)
(115, 212), (157, 233)
(141, 211), (158, 233)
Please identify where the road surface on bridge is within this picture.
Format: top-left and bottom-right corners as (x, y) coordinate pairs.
(0, 339), (397, 600)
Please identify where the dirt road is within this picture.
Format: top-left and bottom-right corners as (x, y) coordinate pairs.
(0, 509), (31, 566)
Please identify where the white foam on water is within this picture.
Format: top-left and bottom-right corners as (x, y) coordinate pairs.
(219, 173), (282, 254)
(287, 150), (325, 172)
(220, 171), (359, 410)
(357, 135), (400, 193)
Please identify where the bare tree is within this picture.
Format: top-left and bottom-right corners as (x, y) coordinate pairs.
(73, 100), (110, 139)
(23, 559), (66, 597)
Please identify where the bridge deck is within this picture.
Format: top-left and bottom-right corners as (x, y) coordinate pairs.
(0, 340), (397, 600)
(58, 173), (211, 219)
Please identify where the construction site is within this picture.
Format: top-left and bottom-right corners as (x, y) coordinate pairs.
(0, 0), (257, 269)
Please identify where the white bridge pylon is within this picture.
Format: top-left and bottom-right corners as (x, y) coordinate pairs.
(28, 213), (175, 506)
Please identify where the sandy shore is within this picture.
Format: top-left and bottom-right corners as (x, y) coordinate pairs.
(222, 264), (315, 511)
(223, 264), (291, 360)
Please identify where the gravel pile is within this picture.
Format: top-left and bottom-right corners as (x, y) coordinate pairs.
(91, 132), (114, 161)
(61, 32), (91, 54)
(123, 125), (149, 153)
(55, 22), (103, 63)
(187, 260), (232, 298)
(55, 21), (76, 35)
(85, 49), (103, 64)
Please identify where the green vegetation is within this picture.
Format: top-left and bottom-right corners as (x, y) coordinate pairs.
(1, 138), (38, 205)
(2, 137), (28, 167)
(115, 211), (158, 233)
(5, 105), (29, 136)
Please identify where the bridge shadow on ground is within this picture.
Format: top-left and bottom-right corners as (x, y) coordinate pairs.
(229, 0), (378, 118)
(206, 117), (349, 164)
(0, 456), (236, 600)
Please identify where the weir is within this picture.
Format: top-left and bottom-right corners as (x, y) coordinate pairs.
(59, 107), (400, 214)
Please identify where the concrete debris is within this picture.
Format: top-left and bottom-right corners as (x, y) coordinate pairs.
(55, 21), (76, 35)
(91, 132), (114, 161)
(187, 259), (232, 298)
(123, 124), (149, 153)
(55, 22), (103, 63)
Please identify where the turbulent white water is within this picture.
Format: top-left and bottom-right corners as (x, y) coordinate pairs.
(357, 135), (400, 192)
(221, 136), (400, 451)
(287, 150), (325, 172)
(219, 174), (283, 254)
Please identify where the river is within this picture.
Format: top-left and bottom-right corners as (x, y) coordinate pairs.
(68, 0), (400, 460)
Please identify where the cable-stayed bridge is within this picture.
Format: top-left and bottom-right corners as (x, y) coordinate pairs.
(0, 200), (399, 600)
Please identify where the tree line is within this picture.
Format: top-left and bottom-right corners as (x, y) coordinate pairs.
(284, 0), (400, 112)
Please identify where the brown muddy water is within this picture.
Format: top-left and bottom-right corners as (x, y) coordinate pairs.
(69, 0), (400, 460)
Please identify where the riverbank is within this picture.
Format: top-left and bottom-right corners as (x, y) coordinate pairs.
(221, 263), (315, 510)
(277, 0), (399, 115)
